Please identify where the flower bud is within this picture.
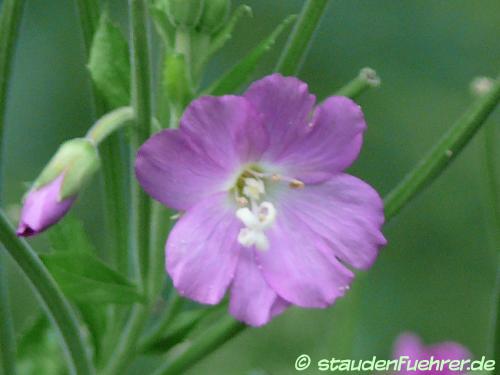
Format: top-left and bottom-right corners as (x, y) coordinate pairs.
(17, 138), (100, 237)
(165, 0), (205, 29)
(198, 0), (230, 34)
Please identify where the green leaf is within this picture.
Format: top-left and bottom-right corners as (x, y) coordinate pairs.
(207, 15), (296, 96)
(207, 4), (252, 58)
(47, 215), (95, 253)
(88, 12), (130, 108)
(41, 252), (145, 305)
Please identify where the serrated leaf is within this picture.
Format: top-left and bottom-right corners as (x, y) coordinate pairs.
(41, 252), (145, 304)
(88, 13), (130, 108)
(207, 4), (252, 58)
(207, 15), (296, 95)
(47, 215), (95, 253)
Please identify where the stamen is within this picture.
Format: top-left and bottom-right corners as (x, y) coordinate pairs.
(289, 179), (304, 189)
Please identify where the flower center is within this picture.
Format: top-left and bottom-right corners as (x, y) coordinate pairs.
(233, 167), (304, 251)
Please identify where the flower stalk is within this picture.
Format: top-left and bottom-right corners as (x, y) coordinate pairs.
(335, 68), (381, 100)
(86, 107), (134, 144)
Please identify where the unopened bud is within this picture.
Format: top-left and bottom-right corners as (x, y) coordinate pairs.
(165, 0), (205, 29)
(198, 0), (230, 34)
(17, 139), (100, 237)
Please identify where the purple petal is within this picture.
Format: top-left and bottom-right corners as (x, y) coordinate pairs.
(136, 96), (268, 211)
(393, 333), (471, 374)
(256, 212), (354, 308)
(244, 74), (316, 162)
(277, 174), (386, 270)
(180, 96), (268, 165)
(136, 129), (230, 211)
(17, 174), (76, 237)
(273, 96), (367, 182)
(229, 249), (289, 326)
(166, 193), (241, 305)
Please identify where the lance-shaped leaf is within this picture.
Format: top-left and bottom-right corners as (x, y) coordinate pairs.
(88, 13), (131, 108)
(41, 252), (145, 305)
(206, 15), (296, 95)
(47, 215), (95, 254)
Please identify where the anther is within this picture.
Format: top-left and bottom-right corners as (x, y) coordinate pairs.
(289, 179), (305, 189)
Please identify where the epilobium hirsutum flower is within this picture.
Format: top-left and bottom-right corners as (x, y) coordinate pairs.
(393, 333), (470, 374)
(17, 138), (99, 237)
(136, 74), (386, 326)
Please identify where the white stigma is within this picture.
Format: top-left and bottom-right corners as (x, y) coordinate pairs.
(236, 201), (276, 251)
(242, 177), (265, 200)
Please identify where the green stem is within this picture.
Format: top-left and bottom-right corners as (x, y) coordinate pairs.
(384, 75), (500, 219)
(0, 256), (16, 375)
(152, 316), (245, 375)
(0, 1), (26, 374)
(0, 0), (25, 178)
(334, 67), (381, 100)
(101, 2), (153, 373)
(274, 0), (329, 76)
(86, 107), (134, 144)
(0, 212), (94, 375)
(149, 76), (500, 374)
(482, 122), (500, 360)
(129, 0), (152, 289)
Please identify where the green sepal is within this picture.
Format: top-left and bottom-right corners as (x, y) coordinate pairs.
(198, 0), (230, 34)
(33, 139), (100, 200)
(88, 12), (131, 108)
(59, 140), (100, 200)
(207, 15), (297, 95)
(165, 0), (205, 29)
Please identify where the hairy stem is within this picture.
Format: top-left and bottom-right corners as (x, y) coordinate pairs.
(274, 0), (329, 75)
(0, 212), (94, 375)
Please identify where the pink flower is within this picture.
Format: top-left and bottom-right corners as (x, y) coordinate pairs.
(393, 332), (471, 374)
(136, 74), (386, 326)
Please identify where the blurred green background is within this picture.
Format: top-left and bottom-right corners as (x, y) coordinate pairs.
(2, 0), (500, 374)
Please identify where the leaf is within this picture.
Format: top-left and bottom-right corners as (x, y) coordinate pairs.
(207, 4), (252, 58)
(88, 12), (131, 108)
(206, 15), (297, 96)
(41, 252), (145, 304)
(47, 215), (95, 253)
